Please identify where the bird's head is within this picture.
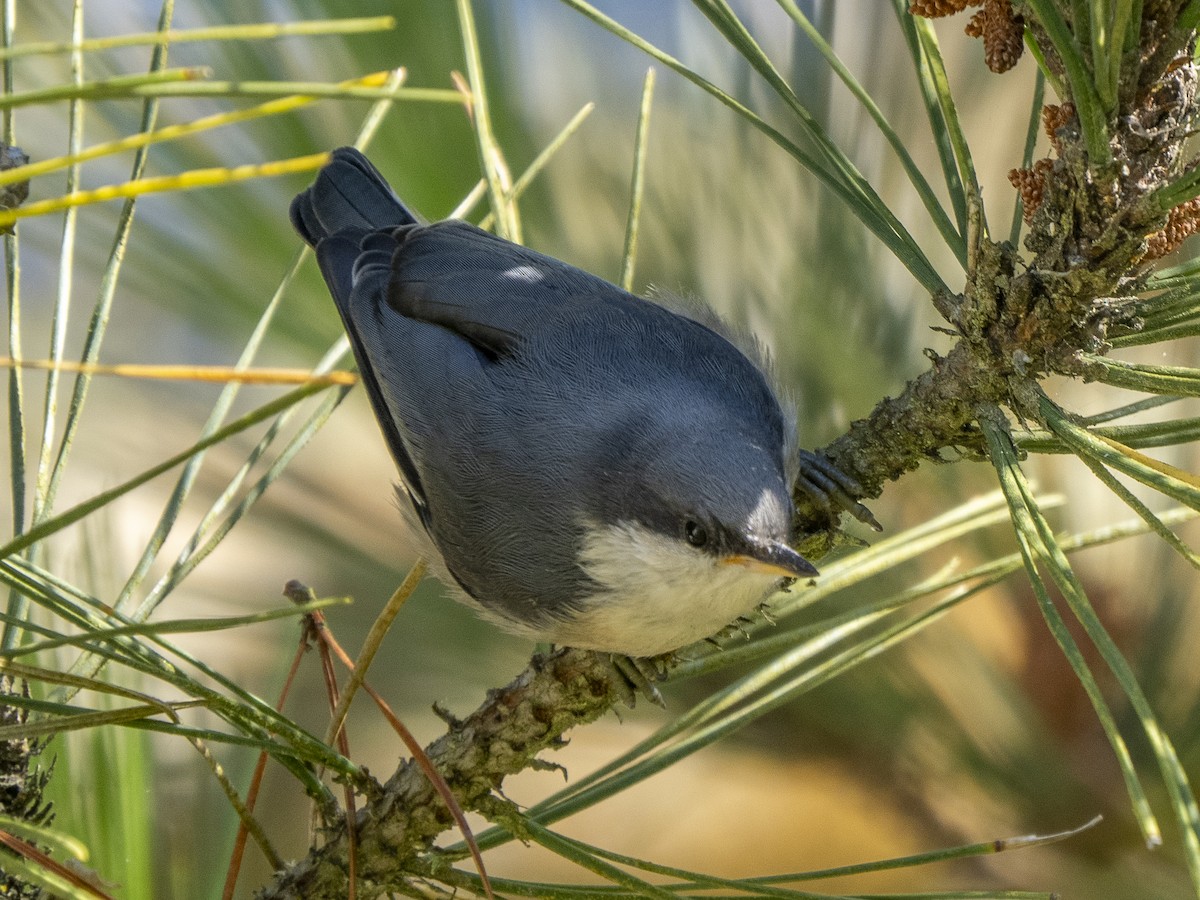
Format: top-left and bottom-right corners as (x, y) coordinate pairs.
(565, 406), (814, 656)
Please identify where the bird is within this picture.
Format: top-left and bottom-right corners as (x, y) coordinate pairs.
(290, 147), (869, 659)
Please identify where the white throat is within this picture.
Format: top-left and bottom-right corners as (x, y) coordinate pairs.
(561, 520), (787, 657)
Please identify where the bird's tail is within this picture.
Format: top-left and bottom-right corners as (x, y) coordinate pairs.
(289, 146), (417, 246)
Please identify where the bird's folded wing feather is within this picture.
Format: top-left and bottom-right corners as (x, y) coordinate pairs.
(385, 220), (627, 358)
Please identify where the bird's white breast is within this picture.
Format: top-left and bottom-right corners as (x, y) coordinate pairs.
(558, 521), (785, 657)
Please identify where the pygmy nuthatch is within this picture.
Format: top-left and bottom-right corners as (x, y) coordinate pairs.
(291, 148), (866, 658)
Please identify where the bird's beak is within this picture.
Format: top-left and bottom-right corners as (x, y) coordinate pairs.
(720, 539), (818, 579)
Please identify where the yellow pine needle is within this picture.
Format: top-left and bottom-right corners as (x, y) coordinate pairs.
(0, 70), (401, 189)
(0, 17), (396, 60)
(0, 153), (330, 226)
(107, 80), (459, 104)
(473, 101), (594, 229)
(1094, 432), (1200, 489)
(0, 358), (356, 387)
(0, 67), (210, 110)
(455, 0), (519, 243)
(620, 68), (655, 291)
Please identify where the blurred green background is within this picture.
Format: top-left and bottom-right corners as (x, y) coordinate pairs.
(6, 1), (1200, 897)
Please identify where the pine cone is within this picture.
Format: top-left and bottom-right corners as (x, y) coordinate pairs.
(1009, 158), (1055, 224)
(966, 0), (1025, 73)
(1144, 198), (1200, 260)
(1041, 102), (1075, 155)
(909, 0), (977, 17)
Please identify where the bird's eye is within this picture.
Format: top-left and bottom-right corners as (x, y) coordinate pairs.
(684, 520), (709, 548)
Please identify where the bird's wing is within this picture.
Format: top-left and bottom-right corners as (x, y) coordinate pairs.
(318, 222), (622, 615)
(385, 219), (625, 358)
(315, 228), (495, 530)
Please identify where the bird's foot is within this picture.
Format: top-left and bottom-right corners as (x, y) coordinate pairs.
(608, 653), (676, 708)
(796, 450), (881, 531)
(706, 616), (757, 646)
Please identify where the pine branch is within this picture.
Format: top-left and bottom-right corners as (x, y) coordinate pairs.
(796, 49), (1199, 531)
(259, 648), (631, 898)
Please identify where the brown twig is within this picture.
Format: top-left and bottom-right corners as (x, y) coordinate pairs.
(220, 613), (312, 900)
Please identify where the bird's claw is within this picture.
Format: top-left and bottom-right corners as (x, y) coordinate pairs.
(609, 653), (674, 708)
(796, 450), (882, 531)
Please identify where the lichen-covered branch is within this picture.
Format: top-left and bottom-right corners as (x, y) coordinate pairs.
(796, 37), (1198, 532)
(259, 649), (632, 898)
(0, 677), (53, 900)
